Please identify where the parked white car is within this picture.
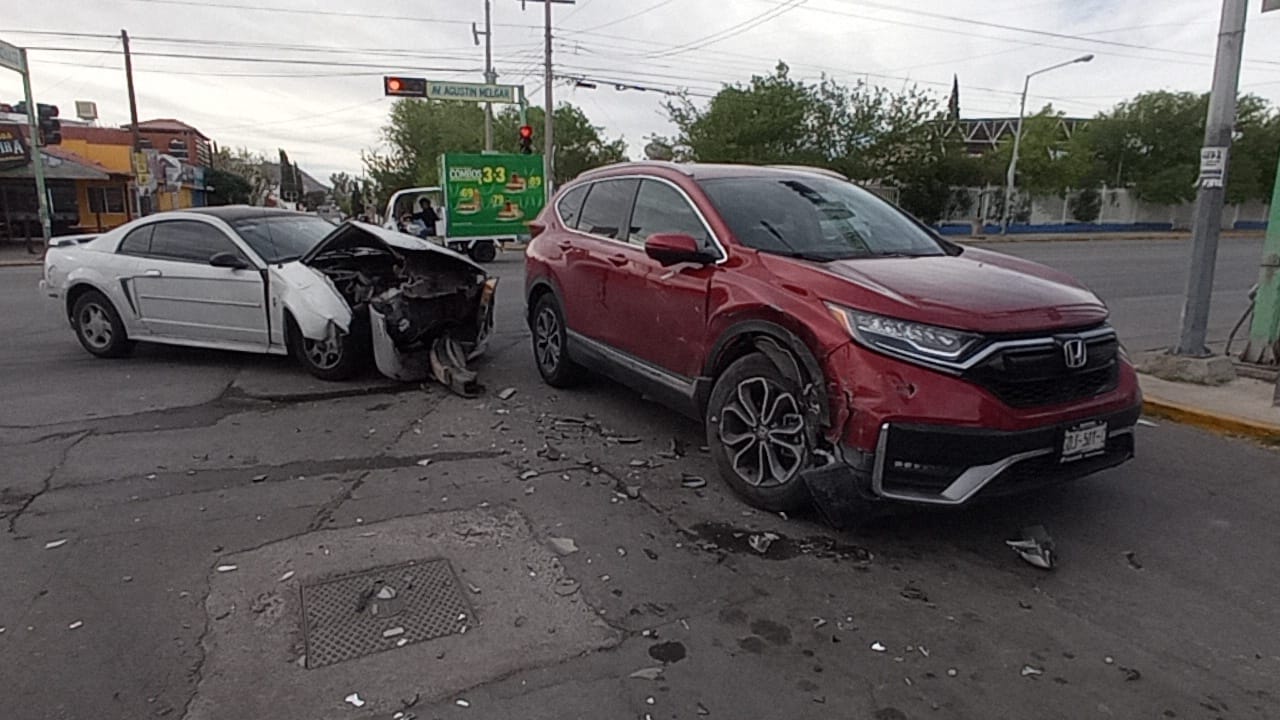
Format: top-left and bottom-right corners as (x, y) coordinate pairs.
(40, 207), (497, 382)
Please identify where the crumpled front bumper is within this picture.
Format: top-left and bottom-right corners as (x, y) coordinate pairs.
(804, 402), (1141, 514)
(367, 276), (497, 391)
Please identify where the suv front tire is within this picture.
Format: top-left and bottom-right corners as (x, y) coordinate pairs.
(706, 353), (812, 512)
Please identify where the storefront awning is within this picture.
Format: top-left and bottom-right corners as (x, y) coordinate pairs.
(0, 146), (110, 181)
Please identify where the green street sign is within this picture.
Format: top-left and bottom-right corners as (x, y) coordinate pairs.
(0, 38), (26, 73)
(427, 81), (520, 104)
(441, 153), (546, 238)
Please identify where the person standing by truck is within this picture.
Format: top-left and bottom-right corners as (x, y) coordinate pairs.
(414, 197), (439, 238)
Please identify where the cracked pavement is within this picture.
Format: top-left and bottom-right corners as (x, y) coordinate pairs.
(2, 249), (1279, 720)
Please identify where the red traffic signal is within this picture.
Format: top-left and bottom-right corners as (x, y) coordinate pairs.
(519, 125), (534, 154)
(519, 125), (533, 140)
(383, 76), (427, 97)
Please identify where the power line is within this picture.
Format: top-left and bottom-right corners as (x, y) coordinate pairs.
(3, 29), (542, 63)
(122, 0), (542, 30)
(25, 46), (482, 73)
(647, 0), (807, 59)
(568, 0), (681, 33)
(34, 58), (398, 79)
(820, 0), (1280, 68)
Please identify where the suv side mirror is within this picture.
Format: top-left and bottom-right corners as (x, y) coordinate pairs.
(644, 233), (714, 267)
(209, 251), (249, 270)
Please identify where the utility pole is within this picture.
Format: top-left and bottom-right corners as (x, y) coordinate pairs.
(523, 0), (571, 200)
(542, 0), (554, 200)
(1174, 0), (1248, 357)
(474, 1), (495, 152)
(122, 29), (144, 215)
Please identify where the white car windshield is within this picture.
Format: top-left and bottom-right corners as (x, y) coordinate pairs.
(232, 215), (337, 263)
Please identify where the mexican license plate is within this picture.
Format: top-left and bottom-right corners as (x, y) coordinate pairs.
(1061, 421), (1108, 463)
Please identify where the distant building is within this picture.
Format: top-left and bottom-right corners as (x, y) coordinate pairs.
(125, 118), (213, 167)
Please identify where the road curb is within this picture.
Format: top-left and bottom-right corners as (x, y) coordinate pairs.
(1142, 395), (1280, 444)
(0, 259), (42, 267)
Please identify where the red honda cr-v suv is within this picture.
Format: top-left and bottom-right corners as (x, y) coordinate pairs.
(524, 162), (1141, 517)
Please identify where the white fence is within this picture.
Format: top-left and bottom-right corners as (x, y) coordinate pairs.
(940, 186), (1270, 232)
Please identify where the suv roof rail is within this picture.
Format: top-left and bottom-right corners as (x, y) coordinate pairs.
(766, 164), (849, 181)
(573, 160), (694, 181)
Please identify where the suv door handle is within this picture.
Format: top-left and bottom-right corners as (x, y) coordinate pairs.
(143, 269), (163, 277)
(607, 254), (628, 267)
(556, 240), (572, 251)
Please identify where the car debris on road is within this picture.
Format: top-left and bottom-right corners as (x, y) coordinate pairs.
(1006, 526), (1056, 570)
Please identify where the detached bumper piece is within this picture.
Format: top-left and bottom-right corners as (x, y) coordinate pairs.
(869, 404), (1141, 505)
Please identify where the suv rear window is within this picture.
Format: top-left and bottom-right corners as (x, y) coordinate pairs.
(699, 175), (945, 261)
(576, 179), (638, 239)
(556, 185), (589, 229)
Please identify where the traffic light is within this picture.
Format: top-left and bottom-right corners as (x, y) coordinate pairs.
(14, 102), (61, 145)
(519, 124), (533, 155)
(383, 76), (427, 97)
(38, 104), (61, 146)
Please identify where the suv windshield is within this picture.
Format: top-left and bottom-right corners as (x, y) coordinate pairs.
(231, 214), (337, 263)
(698, 174), (945, 261)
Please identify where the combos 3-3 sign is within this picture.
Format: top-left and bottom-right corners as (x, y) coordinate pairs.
(440, 153), (545, 239)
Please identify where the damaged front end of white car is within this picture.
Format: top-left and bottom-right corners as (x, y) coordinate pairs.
(297, 221), (497, 394)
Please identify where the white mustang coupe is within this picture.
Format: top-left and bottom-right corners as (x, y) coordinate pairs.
(40, 207), (497, 383)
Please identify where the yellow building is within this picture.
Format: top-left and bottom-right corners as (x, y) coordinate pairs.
(59, 126), (136, 232)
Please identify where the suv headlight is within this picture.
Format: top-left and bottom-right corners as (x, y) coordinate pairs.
(826, 304), (982, 369)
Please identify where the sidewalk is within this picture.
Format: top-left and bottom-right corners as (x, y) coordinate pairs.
(1140, 372), (1280, 443)
(0, 242), (44, 267)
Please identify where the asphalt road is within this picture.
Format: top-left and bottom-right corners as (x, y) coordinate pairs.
(1, 243), (1277, 720)
(979, 236), (1264, 352)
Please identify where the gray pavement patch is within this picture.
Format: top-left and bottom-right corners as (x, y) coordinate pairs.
(187, 508), (620, 720)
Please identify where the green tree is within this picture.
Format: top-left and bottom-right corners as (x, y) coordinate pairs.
(1225, 96), (1280, 205)
(897, 139), (991, 223)
(666, 62), (825, 166)
(329, 172), (356, 215)
(1074, 91), (1207, 204)
(204, 167), (252, 206)
(278, 149), (298, 201)
(1070, 90), (1277, 205)
(666, 63), (942, 182)
(987, 105), (1096, 197)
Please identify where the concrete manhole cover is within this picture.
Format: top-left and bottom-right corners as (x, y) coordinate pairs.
(300, 559), (472, 668)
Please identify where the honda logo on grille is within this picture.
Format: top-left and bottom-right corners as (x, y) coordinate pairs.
(1062, 337), (1088, 369)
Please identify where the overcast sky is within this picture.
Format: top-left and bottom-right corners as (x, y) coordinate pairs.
(4, 0), (1280, 182)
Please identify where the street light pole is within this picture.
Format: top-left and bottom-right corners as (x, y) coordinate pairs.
(1001, 54), (1093, 234)
(1174, 0), (1248, 357)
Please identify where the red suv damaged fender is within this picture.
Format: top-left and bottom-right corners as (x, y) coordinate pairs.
(525, 162), (1141, 520)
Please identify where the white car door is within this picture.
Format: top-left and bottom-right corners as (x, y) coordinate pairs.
(129, 219), (269, 349)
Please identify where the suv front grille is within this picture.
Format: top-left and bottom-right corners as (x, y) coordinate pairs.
(965, 332), (1119, 409)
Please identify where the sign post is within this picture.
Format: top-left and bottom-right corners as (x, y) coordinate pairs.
(1, 38), (52, 248)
